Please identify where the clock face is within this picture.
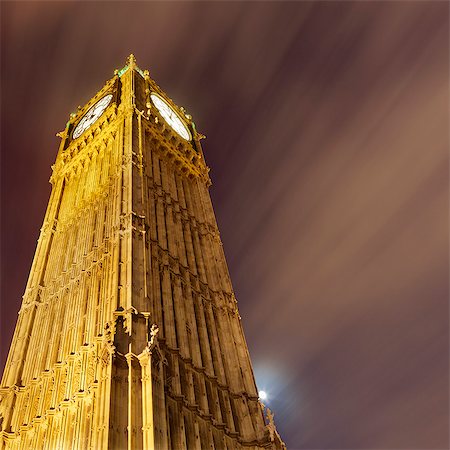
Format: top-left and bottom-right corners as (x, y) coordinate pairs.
(72, 94), (113, 139)
(150, 93), (191, 141)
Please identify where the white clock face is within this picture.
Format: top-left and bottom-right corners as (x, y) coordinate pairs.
(150, 93), (191, 141)
(72, 94), (113, 139)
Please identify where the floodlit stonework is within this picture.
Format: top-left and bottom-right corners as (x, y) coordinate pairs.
(0, 55), (285, 450)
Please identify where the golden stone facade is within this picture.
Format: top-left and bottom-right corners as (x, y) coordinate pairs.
(0, 55), (285, 450)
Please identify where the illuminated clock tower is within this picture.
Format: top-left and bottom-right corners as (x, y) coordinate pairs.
(0, 55), (285, 450)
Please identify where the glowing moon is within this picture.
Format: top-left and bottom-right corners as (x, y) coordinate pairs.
(259, 390), (267, 400)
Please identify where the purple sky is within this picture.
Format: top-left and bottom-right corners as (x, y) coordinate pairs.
(1, 2), (448, 449)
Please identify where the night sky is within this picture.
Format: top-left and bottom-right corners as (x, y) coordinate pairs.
(1, 2), (448, 449)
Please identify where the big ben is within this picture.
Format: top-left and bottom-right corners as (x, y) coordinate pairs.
(0, 55), (285, 450)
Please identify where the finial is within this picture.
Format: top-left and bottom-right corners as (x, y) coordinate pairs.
(180, 107), (192, 120)
(127, 54), (137, 67)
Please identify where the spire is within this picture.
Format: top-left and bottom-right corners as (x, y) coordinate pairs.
(115, 54), (142, 78)
(126, 53), (137, 69)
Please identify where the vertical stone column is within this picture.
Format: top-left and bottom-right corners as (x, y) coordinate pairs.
(126, 353), (143, 450)
(138, 348), (155, 450)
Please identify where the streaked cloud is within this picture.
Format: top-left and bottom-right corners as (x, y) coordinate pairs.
(1, 2), (448, 448)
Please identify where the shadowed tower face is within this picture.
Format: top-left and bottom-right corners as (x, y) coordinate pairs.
(0, 55), (285, 450)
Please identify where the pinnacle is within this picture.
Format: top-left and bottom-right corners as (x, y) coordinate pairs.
(126, 54), (137, 67)
(114, 54), (148, 79)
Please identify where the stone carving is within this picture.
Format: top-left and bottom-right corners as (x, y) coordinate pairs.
(149, 323), (159, 347)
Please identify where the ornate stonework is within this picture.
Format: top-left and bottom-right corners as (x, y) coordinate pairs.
(0, 55), (285, 450)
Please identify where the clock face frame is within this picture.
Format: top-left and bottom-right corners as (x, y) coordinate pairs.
(72, 94), (113, 139)
(150, 93), (191, 141)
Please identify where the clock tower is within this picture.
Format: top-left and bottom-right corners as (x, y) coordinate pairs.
(0, 55), (285, 450)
